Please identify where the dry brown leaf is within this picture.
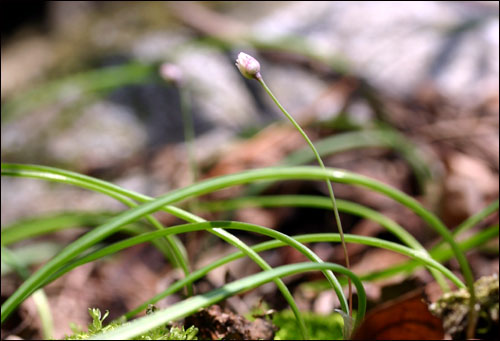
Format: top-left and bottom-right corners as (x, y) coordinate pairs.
(352, 290), (444, 340)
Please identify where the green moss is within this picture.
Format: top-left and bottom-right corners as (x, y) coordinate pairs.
(64, 307), (198, 340)
(272, 309), (344, 340)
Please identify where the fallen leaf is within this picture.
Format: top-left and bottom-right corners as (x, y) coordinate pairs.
(352, 290), (444, 340)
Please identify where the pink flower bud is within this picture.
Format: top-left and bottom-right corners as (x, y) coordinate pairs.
(235, 52), (261, 80)
(160, 63), (184, 86)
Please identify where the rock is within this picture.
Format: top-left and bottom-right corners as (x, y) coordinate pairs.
(429, 274), (499, 340)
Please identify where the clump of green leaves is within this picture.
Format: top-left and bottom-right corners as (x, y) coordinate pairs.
(65, 308), (122, 340)
(64, 307), (198, 340)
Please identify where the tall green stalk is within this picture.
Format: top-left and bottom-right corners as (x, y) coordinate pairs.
(180, 88), (198, 185)
(235, 52), (353, 318)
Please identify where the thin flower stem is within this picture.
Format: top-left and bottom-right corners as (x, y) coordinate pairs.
(179, 85), (202, 268)
(180, 88), (198, 184)
(256, 75), (353, 317)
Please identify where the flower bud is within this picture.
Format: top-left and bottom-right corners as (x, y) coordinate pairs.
(160, 63), (184, 86)
(235, 52), (261, 80)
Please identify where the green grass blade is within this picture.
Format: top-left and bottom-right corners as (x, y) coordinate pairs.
(198, 195), (420, 254)
(2, 62), (155, 123)
(453, 199), (499, 238)
(0, 211), (180, 272)
(1, 247), (54, 339)
(283, 129), (431, 189)
(1, 212), (143, 246)
(246, 128), (432, 196)
(360, 224), (499, 284)
(1, 242), (63, 276)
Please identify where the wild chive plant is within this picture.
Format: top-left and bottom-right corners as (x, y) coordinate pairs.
(1, 54), (494, 340)
(236, 51), (354, 321)
(235, 51), (481, 338)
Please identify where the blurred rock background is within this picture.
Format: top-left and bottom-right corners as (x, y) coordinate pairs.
(2, 1), (498, 223)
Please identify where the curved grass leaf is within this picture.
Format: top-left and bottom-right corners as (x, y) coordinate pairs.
(1, 247), (54, 339)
